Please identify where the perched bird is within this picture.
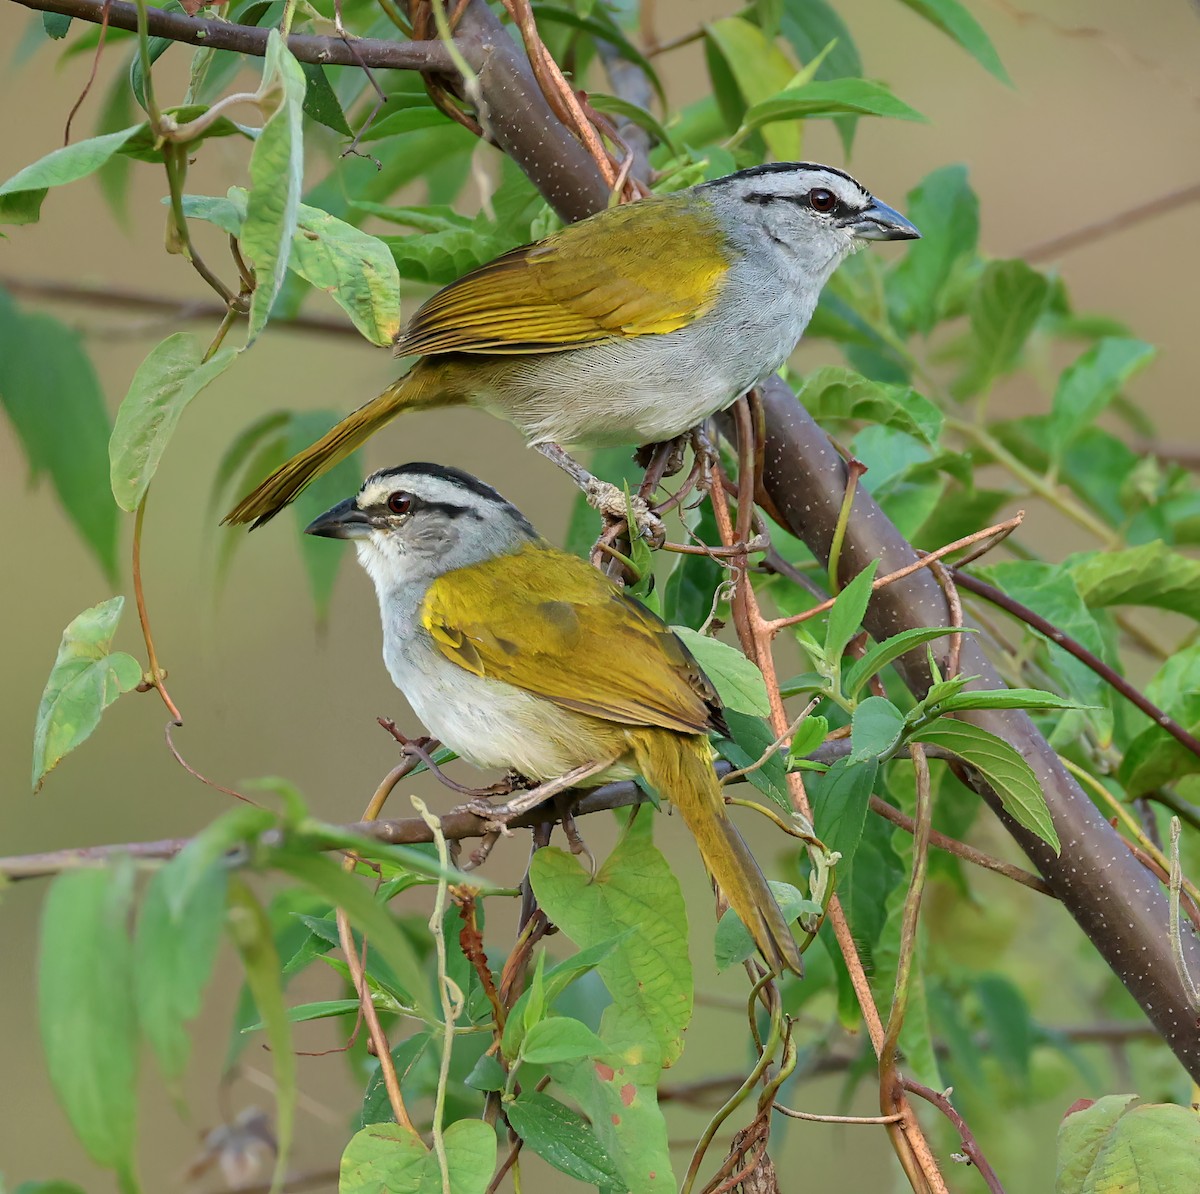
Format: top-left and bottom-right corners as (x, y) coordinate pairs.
(306, 462), (804, 975)
(227, 163), (918, 529)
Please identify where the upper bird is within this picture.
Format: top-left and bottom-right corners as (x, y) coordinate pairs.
(225, 162), (919, 529)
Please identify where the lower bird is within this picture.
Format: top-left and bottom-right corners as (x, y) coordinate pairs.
(226, 162), (918, 530)
(305, 462), (803, 975)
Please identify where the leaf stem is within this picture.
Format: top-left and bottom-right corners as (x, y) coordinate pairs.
(131, 493), (182, 724)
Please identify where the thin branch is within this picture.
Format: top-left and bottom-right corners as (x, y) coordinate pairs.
(12, 0), (458, 70)
(902, 1080), (1007, 1194)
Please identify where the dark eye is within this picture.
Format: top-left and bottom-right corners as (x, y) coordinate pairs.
(808, 188), (837, 213)
(387, 492), (412, 515)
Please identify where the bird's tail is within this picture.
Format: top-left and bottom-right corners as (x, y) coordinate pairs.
(629, 729), (803, 976)
(222, 364), (462, 528)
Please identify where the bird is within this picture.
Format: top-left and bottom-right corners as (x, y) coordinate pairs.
(226, 162), (918, 530)
(305, 461), (805, 975)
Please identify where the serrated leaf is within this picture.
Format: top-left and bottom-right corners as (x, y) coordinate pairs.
(897, 0), (1009, 83)
(741, 77), (925, 137)
(32, 597), (142, 792)
(521, 1016), (608, 1064)
(340, 1119), (496, 1194)
(954, 259), (1050, 398)
(910, 719), (1059, 851)
(810, 756), (878, 863)
(824, 558), (879, 663)
(850, 696), (905, 761)
(1048, 338), (1156, 459)
(505, 1090), (623, 1188)
(242, 31), (305, 343)
(671, 627), (769, 716)
(0, 294), (119, 579)
(0, 124), (143, 223)
(797, 366), (943, 446)
(39, 864), (139, 1190)
(109, 333), (239, 511)
(714, 881), (815, 969)
(1069, 540), (1200, 622)
(844, 627), (970, 697)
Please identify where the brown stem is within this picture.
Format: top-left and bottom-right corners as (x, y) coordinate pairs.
(903, 1080), (1007, 1194)
(132, 494), (182, 724)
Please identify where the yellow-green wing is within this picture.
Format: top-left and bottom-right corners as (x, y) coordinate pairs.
(394, 194), (733, 357)
(422, 544), (719, 734)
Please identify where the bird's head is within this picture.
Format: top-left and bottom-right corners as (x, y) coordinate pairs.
(704, 162), (919, 279)
(304, 463), (537, 594)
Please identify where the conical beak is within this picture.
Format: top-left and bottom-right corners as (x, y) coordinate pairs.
(304, 497), (373, 540)
(848, 198), (921, 241)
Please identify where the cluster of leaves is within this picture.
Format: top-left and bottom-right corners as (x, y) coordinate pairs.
(6, 0), (1200, 1191)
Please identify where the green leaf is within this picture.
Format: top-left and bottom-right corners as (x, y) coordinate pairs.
(382, 223), (520, 287)
(0, 124), (142, 223)
(844, 627), (970, 697)
(225, 878), (293, 1194)
(32, 597), (142, 792)
(0, 294), (119, 579)
(1069, 540), (1200, 622)
(359, 1035), (431, 1128)
(975, 973), (1032, 1086)
(134, 857), (227, 1088)
(896, 0), (1009, 83)
(340, 1119), (497, 1194)
(1057, 1096), (1200, 1193)
(530, 832), (692, 1066)
(354, 107), (452, 142)
(887, 165), (979, 334)
(741, 77), (926, 138)
(927, 687), (1084, 715)
(242, 31), (306, 343)
(779, 0), (862, 150)
(94, 61), (137, 225)
(824, 558), (879, 663)
(850, 696), (906, 761)
(796, 366), (943, 447)
(1048, 338), (1156, 458)
(43, 12), (72, 37)
(505, 1090), (623, 1188)
(716, 708), (791, 810)
(520, 1016), (608, 1065)
(810, 756), (878, 863)
(587, 92), (678, 155)
(671, 627), (769, 716)
(1119, 693), (1200, 799)
(788, 714), (830, 766)
(15, 1182), (88, 1194)
(953, 259), (1050, 398)
(464, 1050), (506, 1093)
(909, 719), (1059, 851)
(39, 864), (139, 1190)
(705, 17), (803, 160)
(109, 333), (239, 511)
(299, 62), (352, 136)
(714, 881), (814, 969)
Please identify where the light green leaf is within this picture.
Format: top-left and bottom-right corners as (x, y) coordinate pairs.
(954, 259), (1050, 398)
(1048, 338), (1156, 458)
(909, 719), (1060, 851)
(797, 366), (943, 447)
(850, 696), (905, 761)
(787, 714), (830, 765)
(340, 1119), (497, 1194)
(671, 627), (769, 716)
(134, 858), (227, 1088)
(844, 627), (970, 697)
(0, 124), (143, 224)
(1069, 540), (1200, 622)
(824, 558), (880, 663)
(354, 107), (452, 142)
(521, 1016), (608, 1065)
(587, 92), (678, 155)
(0, 293), (119, 580)
(741, 77), (925, 138)
(505, 1090), (623, 1189)
(39, 864), (140, 1190)
(927, 687), (1084, 715)
(714, 881), (815, 969)
(530, 832), (692, 1066)
(32, 597), (142, 792)
(15, 1182), (89, 1194)
(242, 31), (306, 343)
(109, 333), (239, 511)
(897, 0), (1009, 83)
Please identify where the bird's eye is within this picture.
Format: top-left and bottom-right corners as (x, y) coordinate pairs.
(387, 492), (412, 515)
(808, 188), (837, 213)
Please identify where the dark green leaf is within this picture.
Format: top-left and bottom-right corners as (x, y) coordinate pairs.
(928, 687), (1084, 714)
(0, 294), (119, 579)
(520, 1016), (608, 1064)
(850, 696), (905, 761)
(300, 62), (352, 136)
(810, 756), (878, 863)
(716, 709), (791, 810)
(843, 627), (970, 697)
(741, 77), (926, 137)
(779, 0), (862, 149)
(43, 12), (71, 37)
(464, 1050), (506, 1093)
(662, 503), (723, 630)
(824, 558), (879, 664)
(39, 864), (139, 1188)
(340, 1119), (496, 1194)
(32, 598), (142, 792)
(353, 107), (452, 142)
(672, 628), (769, 716)
(714, 881), (814, 969)
(15, 1182), (88, 1194)
(896, 0), (1009, 82)
(587, 92), (678, 154)
(94, 60), (137, 225)
(505, 1090), (623, 1188)
(797, 366), (943, 446)
(135, 858), (227, 1087)
(909, 719), (1059, 851)
(109, 333), (239, 511)
(975, 973), (1032, 1087)
(1048, 338), (1156, 458)
(1119, 694), (1200, 798)
(358, 1035), (431, 1128)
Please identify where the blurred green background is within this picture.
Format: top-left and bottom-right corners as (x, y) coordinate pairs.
(2, 1), (1200, 1189)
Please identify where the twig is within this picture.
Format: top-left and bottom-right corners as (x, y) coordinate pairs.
(773, 1105), (903, 1125)
(62, 0), (111, 144)
(132, 494), (183, 724)
(902, 1080), (1007, 1194)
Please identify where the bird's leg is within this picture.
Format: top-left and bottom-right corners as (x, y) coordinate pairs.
(454, 758), (615, 824)
(555, 793), (598, 879)
(377, 718), (517, 797)
(634, 435), (688, 484)
(534, 442), (666, 546)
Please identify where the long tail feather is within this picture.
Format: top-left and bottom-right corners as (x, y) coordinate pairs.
(630, 729), (803, 976)
(223, 367), (451, 528)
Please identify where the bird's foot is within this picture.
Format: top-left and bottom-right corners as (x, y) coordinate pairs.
(584, 479), (666, 547)
(633, 435), (688, 479)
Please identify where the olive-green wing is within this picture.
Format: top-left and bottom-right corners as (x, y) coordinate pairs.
(394, 194), (733, 357)
(421, 544), (720, 735)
